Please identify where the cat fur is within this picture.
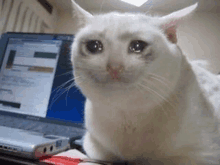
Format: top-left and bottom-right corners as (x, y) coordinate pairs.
(71, 1), (220, 164)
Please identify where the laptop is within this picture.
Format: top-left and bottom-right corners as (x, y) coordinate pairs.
(0, 32), (86, 159)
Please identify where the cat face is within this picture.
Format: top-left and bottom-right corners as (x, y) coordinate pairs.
(73, 14), (175, 88)
(71, 1), (198, 95)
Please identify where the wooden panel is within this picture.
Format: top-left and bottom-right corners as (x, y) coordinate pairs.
(0, 0), (57, 34)
(21, 8), (32, 32)
(14, 2), (27, 32)
(0, 0), (12, 33)
(22, 0), (55, 29)
(0, 0), (3, 16)
(35, 18), (42, 33)
(41, 23), (53, 33)
(44, 27), (53, 33)
(28, 13), (38, 32)
(5, 0), (22, 32)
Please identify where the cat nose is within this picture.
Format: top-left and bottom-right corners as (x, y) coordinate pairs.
(106, 63), (124, 80)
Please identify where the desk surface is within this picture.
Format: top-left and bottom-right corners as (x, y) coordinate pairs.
(0, 153), (46, 165)
(0, 148), (88, 165)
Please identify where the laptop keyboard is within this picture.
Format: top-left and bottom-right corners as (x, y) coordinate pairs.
(0, 115), (85, 137)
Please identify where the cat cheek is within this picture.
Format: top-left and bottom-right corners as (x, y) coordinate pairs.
(79, 44), (90, 57)
(140, 47), (154, 62)
(142, 53), (153, 62)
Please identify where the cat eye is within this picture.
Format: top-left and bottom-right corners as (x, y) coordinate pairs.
(86, 40), (103, 54)
(129, 40), (148, 53)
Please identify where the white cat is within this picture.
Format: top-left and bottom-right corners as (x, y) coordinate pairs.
(71, 1), (220, 164)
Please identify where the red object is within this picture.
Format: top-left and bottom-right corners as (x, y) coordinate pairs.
(40, 156), (82, 165)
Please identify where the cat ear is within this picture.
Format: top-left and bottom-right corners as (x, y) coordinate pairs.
(158, 3), (198, 43)
(71, 0), (93, 30)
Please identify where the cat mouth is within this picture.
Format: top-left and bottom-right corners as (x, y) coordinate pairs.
(75, 67), (140, 88)
(87, 71), (135, 86)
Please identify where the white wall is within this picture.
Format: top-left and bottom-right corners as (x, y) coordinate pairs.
(178, 12), (220, 73)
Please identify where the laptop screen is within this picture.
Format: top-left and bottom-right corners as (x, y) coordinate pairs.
(0, 32), (85, 127)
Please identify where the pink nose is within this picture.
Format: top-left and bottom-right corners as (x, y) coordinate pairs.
(106, 63), (124, 80)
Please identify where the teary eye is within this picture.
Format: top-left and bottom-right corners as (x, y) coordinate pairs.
(129, 40), (148, 53)
(86, 40), (103, 54)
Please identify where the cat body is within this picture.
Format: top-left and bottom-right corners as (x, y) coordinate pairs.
(70, 1), (220, 164)
(190, 61), (220, 118)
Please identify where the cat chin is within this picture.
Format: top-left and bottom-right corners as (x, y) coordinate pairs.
(90, 80), (134, 91)
(85, 73), (137, 89)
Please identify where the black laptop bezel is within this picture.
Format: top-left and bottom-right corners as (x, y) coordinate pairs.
(0, 32), (84, 129)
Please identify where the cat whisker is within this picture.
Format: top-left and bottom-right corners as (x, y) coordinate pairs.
(65, 84), (72, 106)
(51, 87), (70, 109)
(75, 67), (107, 73)
(49, 87), (70, 109)
(138, 81), (176, 115)
(141, 78), (179, 115)
(50, 76), (81, 107)
(55, 71), (73, 78)
(142, 78), (176, 108)
(51, 77), (78, 94)
(147, 76), (181, 105)
(61, 61), (73, 66)
(145, 73), (180, 105)
(145, 73), (182, 106)
(144, 6), (153, 15)
(89, 72), (107, 76)
(64, 60), (72, 64)
(49, 79), (75, 109)
(65, 81), (82, 106)
(147, 73), (171, 85)
(135, 83), (169, 119)
(147, 75), (172, 90)
(76, 66), (136, 76)
(49, 78), (85, 109)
